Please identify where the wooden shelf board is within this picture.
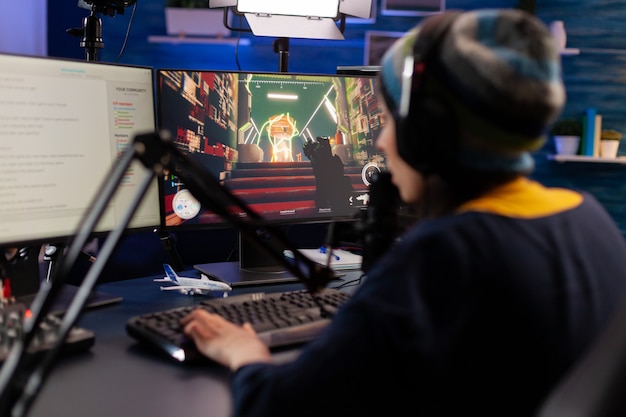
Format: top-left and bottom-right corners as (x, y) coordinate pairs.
(548, 154), (626, 164)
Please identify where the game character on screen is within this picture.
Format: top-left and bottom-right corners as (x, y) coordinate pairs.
(303, 136), (353, 215)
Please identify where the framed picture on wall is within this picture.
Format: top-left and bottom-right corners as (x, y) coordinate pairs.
(364, 30), (404, 66)
(346, 0), (377, 24)
(381, 0), (445, 16)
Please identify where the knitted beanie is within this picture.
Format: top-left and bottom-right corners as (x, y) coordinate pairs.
(380, 9), (566, 173)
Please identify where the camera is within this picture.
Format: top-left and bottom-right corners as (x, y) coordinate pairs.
(77, 0), (136, 16)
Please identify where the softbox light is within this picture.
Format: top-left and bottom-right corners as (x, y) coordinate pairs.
(209, 0), (373, 40)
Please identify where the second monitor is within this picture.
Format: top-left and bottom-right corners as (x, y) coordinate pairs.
(156, 69), (386, 285)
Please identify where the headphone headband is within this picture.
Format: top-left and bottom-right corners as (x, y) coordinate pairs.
(393, 11), (462, 175)
(382, 9), (565, 176)
(398, 11), (462, 119)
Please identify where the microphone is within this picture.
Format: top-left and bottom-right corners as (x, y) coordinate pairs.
(361, 171), (400, 273)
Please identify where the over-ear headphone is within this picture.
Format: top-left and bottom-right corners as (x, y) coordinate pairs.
(394, 11), (462, 175)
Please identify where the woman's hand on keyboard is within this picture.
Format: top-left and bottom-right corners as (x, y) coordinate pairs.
(181, 308), (272, 371)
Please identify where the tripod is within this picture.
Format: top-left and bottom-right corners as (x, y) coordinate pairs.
(78, 10), (104, 62)
(67, 0), (136, 62)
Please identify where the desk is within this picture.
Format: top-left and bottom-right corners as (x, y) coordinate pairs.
(26, 270), (363, 417)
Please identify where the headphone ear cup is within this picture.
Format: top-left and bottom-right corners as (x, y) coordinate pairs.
(397, 93), (457, 173)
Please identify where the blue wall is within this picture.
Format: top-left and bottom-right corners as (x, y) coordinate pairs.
(532, 1), (626, 236)
(44, 0), (626, 280)
(1, 2), (47, 55)
(47, 0), (518, 73)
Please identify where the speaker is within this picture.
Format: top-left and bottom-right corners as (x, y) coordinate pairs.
(394, 11), (462, 175)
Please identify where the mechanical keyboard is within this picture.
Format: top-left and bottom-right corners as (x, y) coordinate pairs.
(126, 288), (350, 363)
(0, 303), (95, 365)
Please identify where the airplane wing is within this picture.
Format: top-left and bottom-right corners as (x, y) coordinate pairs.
(160, 285), (202, 291)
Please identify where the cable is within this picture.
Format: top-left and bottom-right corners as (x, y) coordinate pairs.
(234, 13), (244, 71)
(332, 272), (364, 290)
(116, 1), (137, 63)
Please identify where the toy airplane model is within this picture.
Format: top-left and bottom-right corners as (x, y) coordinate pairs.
(154, 264), (232, 296)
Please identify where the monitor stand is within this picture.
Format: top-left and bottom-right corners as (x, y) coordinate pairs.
(193, 232), (300, 287)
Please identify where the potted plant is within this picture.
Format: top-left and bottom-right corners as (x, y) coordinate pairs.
(550, 118), (582, 155)
(601, 129), (622, 140)
(165, 0), (230, 37)
(600, 129), (622, 158)
(551, 118), (583, 136)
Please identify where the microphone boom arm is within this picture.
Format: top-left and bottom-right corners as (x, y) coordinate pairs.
(141, 132), (336, 294)
(0, 131), (335, 417)
(0, 133), (152, 417)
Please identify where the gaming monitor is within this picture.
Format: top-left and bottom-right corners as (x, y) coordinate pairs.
(0, 53), (160, 249)
(155, 69), (387, 283)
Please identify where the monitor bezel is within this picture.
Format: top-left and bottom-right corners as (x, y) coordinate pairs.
(155, 68), (385, 237)
(0, 53), (160, 249)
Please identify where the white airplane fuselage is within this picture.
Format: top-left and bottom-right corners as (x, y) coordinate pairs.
(172, 275), (232, 293)
(157, 264), (232, 295)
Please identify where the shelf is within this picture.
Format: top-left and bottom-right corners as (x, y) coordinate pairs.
(574, 48), (626, 55)
(548, 154), (626, 164)
(558, 48), (626, 56)
(147, 35), (250, 46)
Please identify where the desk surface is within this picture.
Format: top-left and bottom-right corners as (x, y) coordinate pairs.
(25, 270), (363, 417)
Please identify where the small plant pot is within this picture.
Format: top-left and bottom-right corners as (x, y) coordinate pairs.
(600, 140), (620, 158)
(554, 135), (580, 156)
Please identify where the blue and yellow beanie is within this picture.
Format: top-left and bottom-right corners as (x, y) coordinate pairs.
(380, 9), (566, 173)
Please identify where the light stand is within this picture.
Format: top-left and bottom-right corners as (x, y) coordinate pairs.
(273, 37), (290, 72)
(0, 136), (152, 417)
(218, 8), (291, 73)
(215, 5), (350, 73)
(0, 131), (336, 417)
